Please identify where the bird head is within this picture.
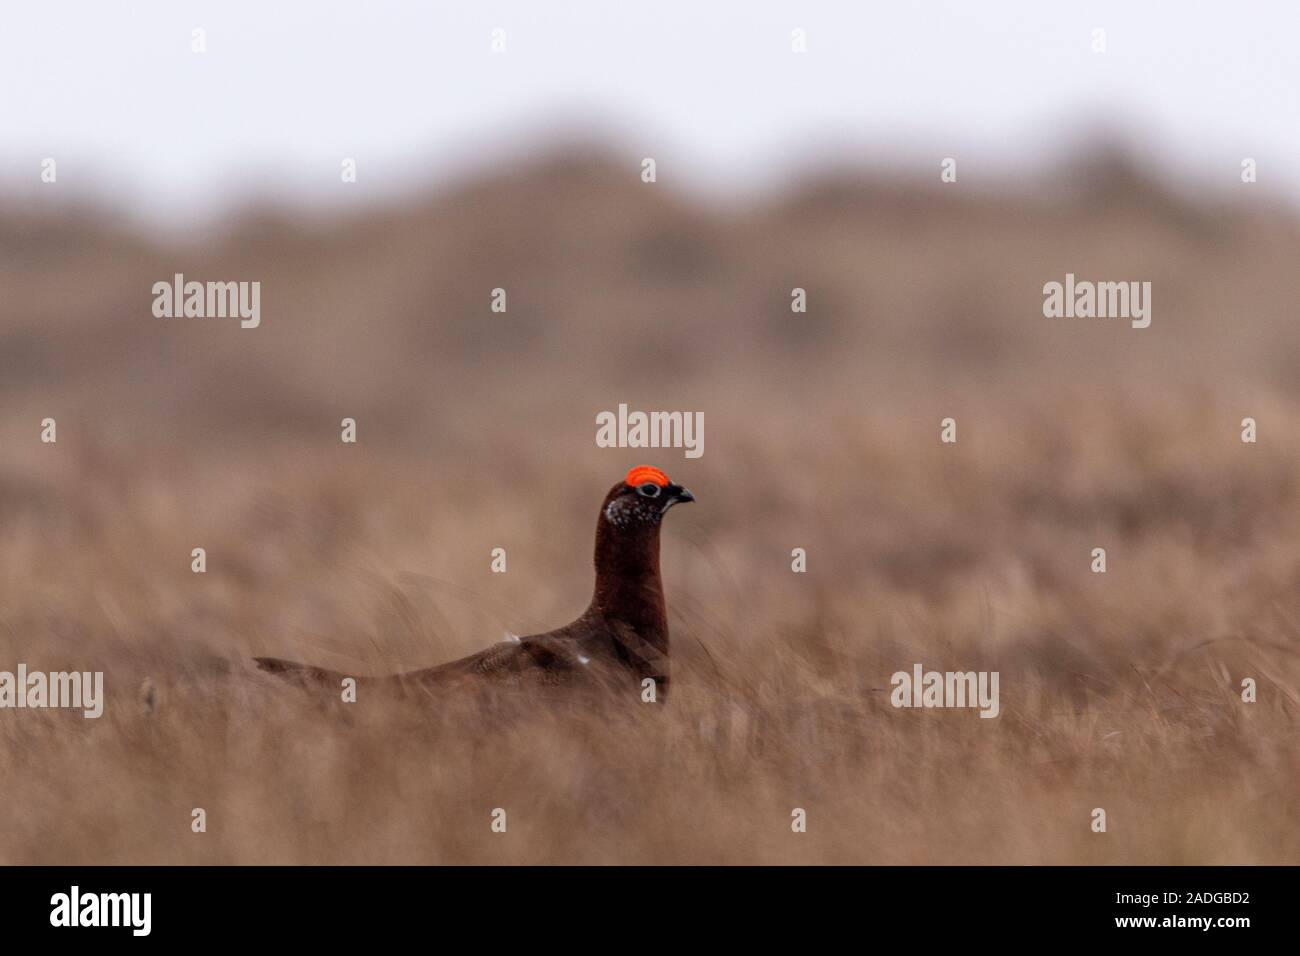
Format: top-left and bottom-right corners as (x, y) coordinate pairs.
(602, 465), (694, 530)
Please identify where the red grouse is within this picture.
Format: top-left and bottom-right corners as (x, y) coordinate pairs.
(256, 466), (694, 700)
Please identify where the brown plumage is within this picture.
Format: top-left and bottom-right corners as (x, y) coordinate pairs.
(255, 466), (694, 701)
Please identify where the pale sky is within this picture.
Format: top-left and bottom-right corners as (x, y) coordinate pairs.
(1, 0), (1296, 220)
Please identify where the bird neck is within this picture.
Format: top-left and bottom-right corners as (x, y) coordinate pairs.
(589, 519), (668, 651)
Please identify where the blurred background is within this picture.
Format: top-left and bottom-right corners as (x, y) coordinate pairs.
(1, 1), (1298, 864)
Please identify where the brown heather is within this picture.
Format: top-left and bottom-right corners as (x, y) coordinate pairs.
(1, 146), (1298, 864)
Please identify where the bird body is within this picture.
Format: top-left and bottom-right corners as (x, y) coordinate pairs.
(256, 466), (693, 702)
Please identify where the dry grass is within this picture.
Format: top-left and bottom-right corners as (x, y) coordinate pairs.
(1, 147), (1298, 863)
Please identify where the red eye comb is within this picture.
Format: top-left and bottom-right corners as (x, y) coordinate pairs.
(626, 465), (670, 488)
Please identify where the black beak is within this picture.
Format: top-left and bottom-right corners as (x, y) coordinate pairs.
(661, 484), (695, 512)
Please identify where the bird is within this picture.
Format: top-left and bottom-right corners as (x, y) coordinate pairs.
(255, 465), (694, 701)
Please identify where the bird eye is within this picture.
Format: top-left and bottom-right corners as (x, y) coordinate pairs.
(637, 482), (661, 498)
